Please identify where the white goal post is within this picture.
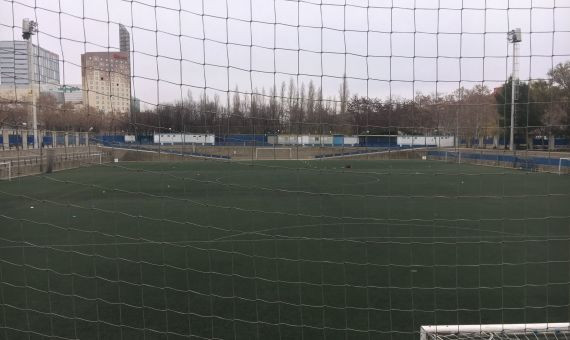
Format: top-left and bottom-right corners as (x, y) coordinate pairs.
(448, 151), (461, 163)
(0, 162), (11, 181)
(255, 147), (293, 160)
(420, 323), (570, 340)
(90, 152), (103, 164)
(559, 157), (570, 175)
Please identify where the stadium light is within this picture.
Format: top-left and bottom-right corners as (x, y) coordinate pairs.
(22, 18), (39, 150)
(507, 28), (521, 151)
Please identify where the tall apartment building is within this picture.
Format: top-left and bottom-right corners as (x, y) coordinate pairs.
(81, 24), (131, 114)
(0, 40), (60, 85)
(119, 24), (130, 53)
(81, 51), (131, 113)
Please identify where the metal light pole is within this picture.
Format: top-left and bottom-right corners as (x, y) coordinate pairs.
(507, 28), (521, 151)
(22, 19), (39, 149)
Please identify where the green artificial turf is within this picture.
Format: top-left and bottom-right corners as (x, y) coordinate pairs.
(0, 159), (569, 339)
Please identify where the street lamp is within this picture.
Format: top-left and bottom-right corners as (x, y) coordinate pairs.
(507, 28), (521, 151)
(22, 18), (39, 149)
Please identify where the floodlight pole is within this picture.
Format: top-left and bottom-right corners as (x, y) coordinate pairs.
(509, 41), (516, 151)
(508, 28), (521, 152)
(23, 19), (38, 149)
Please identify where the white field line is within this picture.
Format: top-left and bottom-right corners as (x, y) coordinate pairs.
(312, 147), (430, 159)
(0, 150), (102, 161)
(1, 153), (103, 164)
(104, 146), (228, 160)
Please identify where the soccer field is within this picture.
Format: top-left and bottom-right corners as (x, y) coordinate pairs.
(0, 160), (569, 340)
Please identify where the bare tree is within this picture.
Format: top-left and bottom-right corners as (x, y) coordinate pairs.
(339, 74), (349, 116)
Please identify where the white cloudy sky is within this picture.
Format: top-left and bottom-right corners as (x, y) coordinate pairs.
(1, 0), (570, 109)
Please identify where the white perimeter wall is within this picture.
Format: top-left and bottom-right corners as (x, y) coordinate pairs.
(397, 136), (455, 147)
(154, 134), (215, 145)
(344, 137), (359, 146)
(276, 135), (356, 146)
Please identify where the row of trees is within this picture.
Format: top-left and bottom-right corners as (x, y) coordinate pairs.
(1, 62), (569, 145)
(127, 80), (502, 139)
(130, 61), (569, 145)
(496, 62), (570, 144)
(0, 94), (124, 132)
(133, 78), (350, 136)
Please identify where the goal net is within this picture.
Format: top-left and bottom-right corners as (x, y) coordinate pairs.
(1, 1), (569, 340)
(421, 323), (570, 340)
(255, 147), (293, 160)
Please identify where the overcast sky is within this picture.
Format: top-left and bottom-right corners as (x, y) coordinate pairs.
(1, 0), (570, 109)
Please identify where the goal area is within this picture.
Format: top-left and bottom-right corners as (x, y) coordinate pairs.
(255, 147), (293, 160)
(420, 323), (570, 340)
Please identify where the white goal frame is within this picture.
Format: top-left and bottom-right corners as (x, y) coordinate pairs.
(255, 147), (293, 160)
(443, 151), (461, 164)
(559, 157), (570, 175)
(420, 323), (570, 340)
(90, 152), (103, 164)
(0, 162), (11, 181)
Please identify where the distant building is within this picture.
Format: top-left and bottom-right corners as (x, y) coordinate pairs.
(0, 84), (31, 103)
(131, 96), (140, 113)
(61, 84), (83, 104)
(44, 84), (83, 106)
(0, 83), (59, 103)
(81, 52), (131, 113)
(119, 24), (132, 115)
(119, 24), (130, 53)
(0, 40), (60, 86)
(80, 24), (131, 114)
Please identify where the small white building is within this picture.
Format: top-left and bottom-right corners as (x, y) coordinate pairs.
(270, 134), (358, 146)
(397, 136), (455, 147)
(43, 84), (83, 106)
(153, 133), (215, 145)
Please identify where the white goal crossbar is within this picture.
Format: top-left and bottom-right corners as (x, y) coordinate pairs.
(444, 151), (461, 164)
(89, 152), (103, 164)
(0, 162), (11, 181)
(420, 323), (570, 340)
(255, 147), (293, 160)
(559, 157), (570, 175)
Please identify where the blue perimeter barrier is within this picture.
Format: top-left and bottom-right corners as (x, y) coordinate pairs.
(215, 134), (269, 146)
(85, 134), (570, 148)
(0, 135), (88, 148)
(428, 150), (570, 169)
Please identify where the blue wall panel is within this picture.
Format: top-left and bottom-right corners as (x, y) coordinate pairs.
(358, 136), (397, 147)
(333, 135), (344, 146)
(8, 135), (22, 146)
